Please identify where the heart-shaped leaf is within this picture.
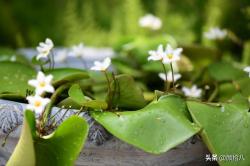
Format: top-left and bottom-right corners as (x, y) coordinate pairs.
(68, 84), (86, 104)
(68, 84), (108, 109)
(0, 48), (30, 64)
(7, 110), (89, 166)
(208, 62), (246, 82)
(0, 62), (35, 98)
(92, 95), (200, 154)
(187, 96), (250, 166)
(45, 68), (89, 87)
(7, 110), (36, 166)
(110, 74), (147, 110)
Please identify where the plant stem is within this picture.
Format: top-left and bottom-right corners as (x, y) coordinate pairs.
(51, 50), (55, 69)
(104, 71), (112, 109)
(208, 83), (218, 102)
(161, 62), (168, 92)
(41, 83), (71, 129)
(170, 62), (175, 91)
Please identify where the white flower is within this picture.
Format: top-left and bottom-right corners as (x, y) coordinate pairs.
(162, 44), (183, 64)
(55, 49), (68, 63)
(204, 27), (227, 40)
(26, 95), (50, 114)
(69, 43), (85, 58)
(148, 44), (165, 61)
(36, 38), (54, 60)
(158, 72), (182, 82)
(243, 66), (250, 77)
(182, 85), (202, 98)
(90, 57), (111, 71)
(139, 14), (162, 30)
(28, 71), (55, 95)
(148, 44), (183, 64)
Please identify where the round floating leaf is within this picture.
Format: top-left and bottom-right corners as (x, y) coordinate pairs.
(187, 96), (250, 166)
(92, 95), (200, 154)
(0, 48), (30, 64)
(68, 84), (108, 109)
(0, 62), (35, 97)
(208, 62), (246, 82)
(7, 110), (89, 166)
(68, 84), (86, 104)
(45, 68), (89, 86)
(7, 111), (36, 166)
(110, 74), (147, 110)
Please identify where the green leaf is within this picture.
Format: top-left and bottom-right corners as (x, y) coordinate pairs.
(34, 115), (89, 166)
(208, 62), (246, 82)
(68, 84), (108, 109)
(45, 68), (89, 86)
(187, 97), (250, 166)
(68, 84), (86, 104)
(92, 95), (200, 154)
(218, 78), (250, 101)
(0, 48), (30, 65)
(7, 110), (89, 166)
(0, 62), (35, 98)
(6, 111), (36, 166)
(110, 74), (147, 110)
(181, 45), (219, 69)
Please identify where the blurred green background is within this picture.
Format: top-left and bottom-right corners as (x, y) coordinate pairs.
(0, 0), (249, 48)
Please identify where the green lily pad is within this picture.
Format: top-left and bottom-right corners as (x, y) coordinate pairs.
(68, 84), (86, 104)
(92, 95), (200, 154)
(0, 62), (35, 98)
(68, 84), (107, 109)
(0, 48), (30, 64)
(187, 97), (250, 166)
(208, 62), (246, 82)
(7, 110), (89, 166)
(45, 68), (89, 87)
(110, 74), (147, 110)
(7, 110), (36, 166)
(218, 78), (250, 101)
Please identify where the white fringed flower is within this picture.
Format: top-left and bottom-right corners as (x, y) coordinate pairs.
(90, 57), (111, 71)
(204, 27), (227, 40)
(139, 14), (162, 30)
(36, 38), (54, 60)
(182, 85), (202, 98)
(243, 66), (250, 77)
(69, 43), (85, 58)
(158, 72), (182, 82)
(28, 71), (55, 95)
(162, 44), (183, 64)
(148, 44), (183, 64)
(148, 44), (165, 61)
(26, 95), (50, 114)
(55, 49), (68, 63)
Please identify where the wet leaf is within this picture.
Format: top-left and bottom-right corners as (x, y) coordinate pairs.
(187, 95), (250, 166)
(45, 68), (89, 86)
(92, 95), (200, 154)
(0, 62), (35, 98)
(7, 110), (89, 166)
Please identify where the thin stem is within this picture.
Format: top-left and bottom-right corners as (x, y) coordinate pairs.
(170, 62), (175, 91)
(51, 50), (55, 69)
(104, 71), (112, 109)
(208, 83), (218, 102)
(161, 62), (168, 92)
(41, 83), (71, 129)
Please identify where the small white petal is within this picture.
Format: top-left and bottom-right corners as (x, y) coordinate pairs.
(182, 85), (202, 98)
(158, 73), (167, 81)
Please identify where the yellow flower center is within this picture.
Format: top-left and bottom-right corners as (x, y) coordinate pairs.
(34, 101), (41, 107)
(39, 81), (46, 87)
(167, 54), (173, 59)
